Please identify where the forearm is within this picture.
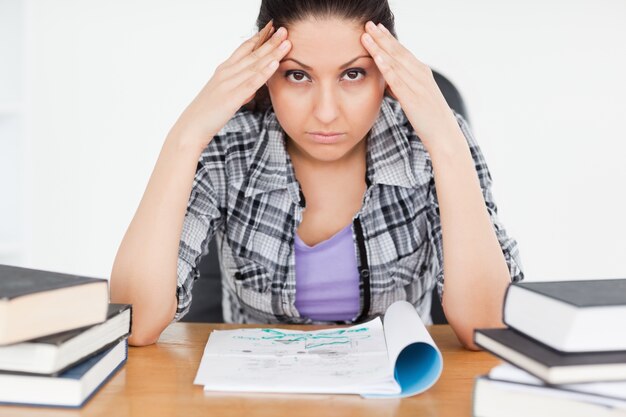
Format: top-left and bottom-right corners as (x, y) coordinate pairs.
(110, 129), (207, 346)
(109, 22), (291, 346)
(427, 126), (511, 350)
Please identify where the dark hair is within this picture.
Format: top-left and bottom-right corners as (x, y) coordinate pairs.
(244, 0), (396, 113)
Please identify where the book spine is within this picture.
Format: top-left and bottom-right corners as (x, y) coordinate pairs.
(501, 283), (515, 327)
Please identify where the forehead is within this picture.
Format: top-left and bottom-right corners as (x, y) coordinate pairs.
(284, 17), (369, 68)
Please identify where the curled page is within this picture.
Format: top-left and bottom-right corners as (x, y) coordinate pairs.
(362, 300), (443, 398)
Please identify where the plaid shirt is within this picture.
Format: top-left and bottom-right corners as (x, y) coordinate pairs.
(174, 96), (524, 324)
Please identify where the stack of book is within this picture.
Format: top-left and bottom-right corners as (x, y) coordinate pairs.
(473, 279), (626, 417)
(0, 264), (132, 408)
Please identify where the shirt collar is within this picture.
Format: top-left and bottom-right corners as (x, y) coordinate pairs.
(244, 96), (422, 201)
(366, 97), (420, 189)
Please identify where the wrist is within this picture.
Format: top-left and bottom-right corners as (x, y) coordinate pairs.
(166, 121), (215, 154)
(422, 124), (470, 163)
(166, 126), (211, 156)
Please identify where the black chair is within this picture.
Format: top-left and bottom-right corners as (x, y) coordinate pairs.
(181, 69), (469, 324)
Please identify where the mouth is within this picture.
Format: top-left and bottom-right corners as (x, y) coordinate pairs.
(306, 132), (346, 144)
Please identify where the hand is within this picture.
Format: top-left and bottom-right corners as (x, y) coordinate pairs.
(360, 21), (462, 151)
(172, 21), (291, 147)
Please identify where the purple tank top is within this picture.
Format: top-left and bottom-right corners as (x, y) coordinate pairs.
(294, 223), (360, 321)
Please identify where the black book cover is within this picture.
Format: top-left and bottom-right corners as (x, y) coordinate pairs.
(476, 328), (626, 367)
(0, 264), (107, 300)
(514, 279), (626, 307)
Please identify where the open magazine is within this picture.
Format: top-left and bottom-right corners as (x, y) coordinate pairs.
(193, 300), (443, 398)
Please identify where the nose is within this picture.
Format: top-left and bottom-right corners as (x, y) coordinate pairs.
(312, 83), (340, 125)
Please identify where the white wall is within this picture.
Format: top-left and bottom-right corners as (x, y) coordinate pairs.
(0, 0), (24, 264)
(6, 0), (626, 280)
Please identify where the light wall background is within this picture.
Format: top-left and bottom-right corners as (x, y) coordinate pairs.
(2, 0), (625, 280)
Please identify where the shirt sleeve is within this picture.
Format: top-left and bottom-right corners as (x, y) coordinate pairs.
(427, 110), (524, 302)
(172, 146), (226, 323)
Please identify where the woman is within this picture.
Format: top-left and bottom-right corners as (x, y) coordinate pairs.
(110, 0), (523, 349)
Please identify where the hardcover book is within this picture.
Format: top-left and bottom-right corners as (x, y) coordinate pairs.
(0, 264), (109, 345)
(0, 304), (131, 375)
(503, 279), (626, 352)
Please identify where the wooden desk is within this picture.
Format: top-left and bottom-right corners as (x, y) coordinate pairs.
(0, 324), (502, 417)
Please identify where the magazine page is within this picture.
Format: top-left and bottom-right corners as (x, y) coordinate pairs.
(193, 317), (400, 395)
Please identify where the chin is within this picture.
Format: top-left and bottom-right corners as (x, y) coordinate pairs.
(302, 146), (352, 163)
(289, 133), (366, 163)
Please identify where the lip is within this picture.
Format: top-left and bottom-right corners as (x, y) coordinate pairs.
(306, 132), (345, 144)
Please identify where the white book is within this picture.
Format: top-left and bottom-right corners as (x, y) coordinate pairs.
(489, 363), (626, 402)
(472, 376), (626, 417)
(0, 338), (127, 408)
(0, 304), (131, 375)
(503, 279), (626, 352)
(473, 364), (626, 417)
(194, 301), (443, 398)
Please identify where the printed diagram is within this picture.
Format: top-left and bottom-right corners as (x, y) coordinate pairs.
(225, 326), (376, 355)
(197, 318), (397, 389)
(260, 327), (371, 350)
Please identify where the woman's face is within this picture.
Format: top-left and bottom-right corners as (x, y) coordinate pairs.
(266, 18), (386, 164)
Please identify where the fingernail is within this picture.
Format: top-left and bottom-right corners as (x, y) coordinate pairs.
(275, 27), (286, 37)
(363, 33), (374, 45)
(377, 23), (388, 33)
(279, 40), (289, 50)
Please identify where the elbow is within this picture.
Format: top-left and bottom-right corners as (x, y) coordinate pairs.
(128, 330), (161, 347)
(444, 306), (498, 351)
(128, 314), (170, 346)
(459, 334), (482, 351)
(443, 295), (505, 351)
(126, 301), (176, 347)
(449, 321), (483, 351)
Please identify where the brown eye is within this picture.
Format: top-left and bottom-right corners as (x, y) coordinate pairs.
(285, 70), (310, 83)
(342, 68), (366, 82)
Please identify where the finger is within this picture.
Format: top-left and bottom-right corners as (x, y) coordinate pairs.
(224, 20), (273, 66)
(361, 31), (403, 76)
(232, 58), (282, 105)
(361, 24), (424, 87)
(364, 21), (426, 74)
(229, 26), (288, 74)
(223, 34), (262, 66)
(227, 37), (291, 89)
(252, 21), (275, 51)
(361, 32), (415, 97)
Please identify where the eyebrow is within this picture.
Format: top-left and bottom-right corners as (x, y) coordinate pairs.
(280, 55), (372, 70)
